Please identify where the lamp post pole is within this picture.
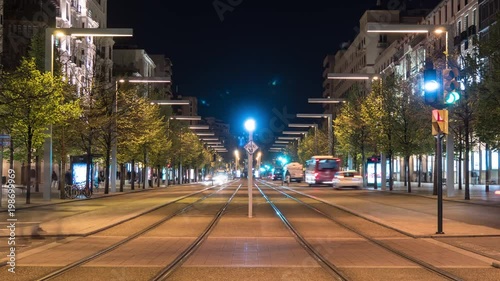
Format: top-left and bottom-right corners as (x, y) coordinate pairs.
(244, 119), (256, 218)
(248, 131), (253, 217)
(43, 27), (132, 201)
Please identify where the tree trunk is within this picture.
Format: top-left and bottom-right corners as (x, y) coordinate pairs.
(388, 151), (393, 191)
(26, 133), (32, 204)
(143, 147), (147, 189)
(86, 141), (92, 191)
(104, 144), (111, 194)
(464, 120), (471, 200)
(417, 155), (422, 187)
(35, 155), (40, 192)
(458, 134), (463, 190)
(406, 155), (411, 193)
(131, 159), (135, 190)
(485, 144), (490, 192)
(60, 126), (66, 199)
(157, 165), (161, 187)
(120, 163), (125, 192)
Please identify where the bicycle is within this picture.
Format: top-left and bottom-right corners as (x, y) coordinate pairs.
(65, 182), (91, 199)
(73, 182), (92, 199)
(64, 184), (75, 199)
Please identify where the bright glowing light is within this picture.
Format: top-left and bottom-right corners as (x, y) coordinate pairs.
(424, 80), (439, 92)
(244, 119), (256, 132)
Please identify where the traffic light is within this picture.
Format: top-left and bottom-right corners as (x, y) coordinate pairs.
(423, 69), (440, 106)
(442, 68), (461, 105)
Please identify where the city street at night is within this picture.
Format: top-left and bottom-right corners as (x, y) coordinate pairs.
(1, 179), (499, 280)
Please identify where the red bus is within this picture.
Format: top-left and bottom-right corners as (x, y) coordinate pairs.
(305, 156), (341, 186)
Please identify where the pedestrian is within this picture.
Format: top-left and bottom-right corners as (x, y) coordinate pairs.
(51, 171), (58, 189)
(64, 169), (72, 186)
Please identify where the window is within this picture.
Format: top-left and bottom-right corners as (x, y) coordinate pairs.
(457, 20), (462, 34)
(465, 15), (469, 29)
(318, 160), (339, 170)
(473, 9), (476, 26)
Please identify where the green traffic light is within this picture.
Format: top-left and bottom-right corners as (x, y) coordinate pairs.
(445, 90), (460, 104)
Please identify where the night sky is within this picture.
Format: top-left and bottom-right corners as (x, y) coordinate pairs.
(107, 0), (387, 139)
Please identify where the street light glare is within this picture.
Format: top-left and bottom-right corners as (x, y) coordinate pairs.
(244, 119), (256, 132)
(424, 80), (440, 92)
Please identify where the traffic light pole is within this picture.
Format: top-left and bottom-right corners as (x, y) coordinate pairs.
(436, 129), (444, 234)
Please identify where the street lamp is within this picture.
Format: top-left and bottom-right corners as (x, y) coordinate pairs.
(366, 22), (451, 234)
(195, 132), (215, 136)
(43, 27), (133, 201)
(277, 137), (300, 140)
(150, 100), (189, 105)
(234, 150), (240, 176)
(170, 116), (202, 121)
(244, 118), (256, 218)
(189, 125), (210, 130)
(308, 98), (345, 104)
(289, 123), (318, 154)
(282, 130), (309, 135)
(296, 113), (333, 155)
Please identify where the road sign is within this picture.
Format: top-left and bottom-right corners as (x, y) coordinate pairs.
(244, 141), (259, 155)
(0, 134), (10, 139)
(432, 109), (448, 135)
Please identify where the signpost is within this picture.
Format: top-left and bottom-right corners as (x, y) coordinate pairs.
(431, 110), (448, 234)
(244, 140), (258, 218)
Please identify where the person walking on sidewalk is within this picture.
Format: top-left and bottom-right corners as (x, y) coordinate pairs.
(51, 171), (58, 189)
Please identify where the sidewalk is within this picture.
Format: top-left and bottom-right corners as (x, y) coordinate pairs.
(373, 181), (500, 205)
(0, 181), (187, 211)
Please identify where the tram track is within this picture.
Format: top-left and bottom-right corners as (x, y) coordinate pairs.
(257, 179), (476, 281)
(31, 183), (241, 281)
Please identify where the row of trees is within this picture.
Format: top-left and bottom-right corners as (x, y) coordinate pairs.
(282, 18), (500, 199)
(0, 35), (215, 203)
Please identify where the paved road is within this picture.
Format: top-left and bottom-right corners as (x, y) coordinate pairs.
(0, 179), (498, 280)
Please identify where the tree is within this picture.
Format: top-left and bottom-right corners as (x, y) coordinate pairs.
(297, 128), (328, 163)
(390, 77), (431, 192)
(0, 57), (79, 203)
(475, 16), (500, 194)
(334, 85), (370, 185)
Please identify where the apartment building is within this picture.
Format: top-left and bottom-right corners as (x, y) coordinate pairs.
(478, 0), (500, 37)
(331, 0), (499, 183)
(326, 7), (428, 104)
(150, 55), (173, 99)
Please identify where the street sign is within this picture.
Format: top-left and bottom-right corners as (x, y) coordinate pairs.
(0, 134), (10, 139)
(244, 141), (259, 155)
(432, 109), (448, 135)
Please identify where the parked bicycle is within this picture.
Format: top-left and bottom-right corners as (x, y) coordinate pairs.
(64, 182), (92, 199)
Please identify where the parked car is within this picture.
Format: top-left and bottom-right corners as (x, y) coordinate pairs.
(332, 170), (363, 189)
(283, 162), (303, 183)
